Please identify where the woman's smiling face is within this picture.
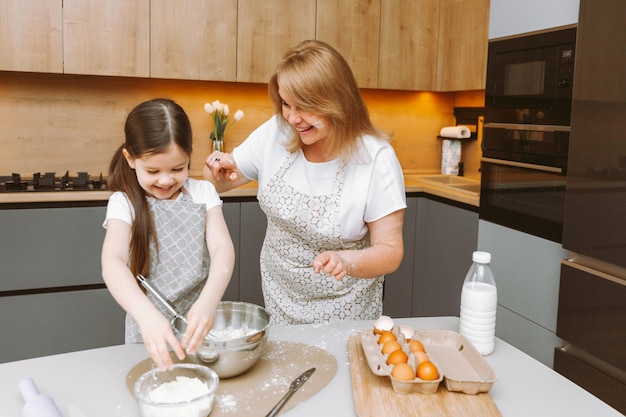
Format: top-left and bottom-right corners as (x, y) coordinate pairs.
(279, 86), (330, 147)
(123, 142), (189, 200)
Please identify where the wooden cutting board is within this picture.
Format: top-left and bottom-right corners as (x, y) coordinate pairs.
(127, 341), (337, 416)
(348, 334), (502, 417)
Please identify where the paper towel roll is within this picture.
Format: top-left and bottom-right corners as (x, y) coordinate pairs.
(440, 125), (471, 139)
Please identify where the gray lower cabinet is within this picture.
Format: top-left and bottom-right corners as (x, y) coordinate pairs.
(0, 205), (125, 363)
(222, 199), (266, 307)
(412, 197), (479, 317)
(384, 196), (479, 319)
(382, 197), (417, 317)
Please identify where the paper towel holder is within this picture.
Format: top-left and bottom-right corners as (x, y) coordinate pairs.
(437, 107), (483, 140)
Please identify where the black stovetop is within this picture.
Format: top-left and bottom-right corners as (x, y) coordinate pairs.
(0, 172), (108, 192)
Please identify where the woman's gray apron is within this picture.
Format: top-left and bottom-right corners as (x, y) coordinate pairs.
(125, 193), (210, 343)
(258, 153), (383, 325)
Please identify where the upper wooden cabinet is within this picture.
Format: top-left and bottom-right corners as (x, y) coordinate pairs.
(316, 0), (381, 89)
(0, 0), (488, 90)
(0, 0), (63, 73)
(151, 0), (237, 81)
(436, 0), (489, 91)
(379, 0), (440, 91)
(63, 0), (150, 77)
(379, 0), (489, 91)
(236, 0), (316, 83)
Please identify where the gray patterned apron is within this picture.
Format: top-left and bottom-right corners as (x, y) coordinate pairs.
(125, 192), (210, 343)
(259, 152), (383, 325)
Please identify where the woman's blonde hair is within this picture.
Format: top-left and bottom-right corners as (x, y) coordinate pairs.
(268, 40), (389, 160)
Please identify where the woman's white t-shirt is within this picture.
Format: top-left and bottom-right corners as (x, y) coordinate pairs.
(233, 115), (407, 241)
(103, 178), (222, 227)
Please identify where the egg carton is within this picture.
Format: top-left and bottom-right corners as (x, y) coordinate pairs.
(360, 328), (497, 395)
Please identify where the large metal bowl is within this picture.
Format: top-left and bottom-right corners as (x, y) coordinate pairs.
(176, 301), (270, 379)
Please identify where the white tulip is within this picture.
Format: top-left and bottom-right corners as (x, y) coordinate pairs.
(234, 110), (244, 121)
(204, 102), (214, 114)
(223, 104), (230, 116)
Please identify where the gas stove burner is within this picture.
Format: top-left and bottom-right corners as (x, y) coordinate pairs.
(0, 171), (108, 192)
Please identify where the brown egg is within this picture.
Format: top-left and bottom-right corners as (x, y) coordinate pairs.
(377, 331), (397, 345)
(386, 349), (409, 366)
(417, 361), (440, 381)
(381, 340), (402, 355)
(409, 339), (425, 353)
(414, 350), (429, 364)
(391, 363), (415, 381)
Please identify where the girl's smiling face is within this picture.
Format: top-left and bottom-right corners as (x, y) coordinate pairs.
(279, 87), (330, 147)
(123, 143), (189, 200)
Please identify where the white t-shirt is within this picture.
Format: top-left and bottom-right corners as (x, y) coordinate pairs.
(233, 115), (407, 241)
(103, 178), (222, 228)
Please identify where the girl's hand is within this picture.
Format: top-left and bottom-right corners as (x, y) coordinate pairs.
(181, 302), (216, 354)
(139, 310), (185, 371)
(313, 251), (350, 281)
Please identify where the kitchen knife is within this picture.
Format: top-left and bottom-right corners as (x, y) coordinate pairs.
(264, 367), (316, 417)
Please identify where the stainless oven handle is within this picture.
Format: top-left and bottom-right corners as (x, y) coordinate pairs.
(484, 122), (571, 132)
(481, 157), (564, 173)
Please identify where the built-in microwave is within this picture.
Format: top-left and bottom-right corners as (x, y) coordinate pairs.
(484, 26), (576, 127)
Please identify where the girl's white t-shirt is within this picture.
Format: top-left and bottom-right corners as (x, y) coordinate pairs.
(233, 115), (407, 241)
(103, 178), (222, 228)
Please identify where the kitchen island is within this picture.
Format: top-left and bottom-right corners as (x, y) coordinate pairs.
(0, 317), (621, 417)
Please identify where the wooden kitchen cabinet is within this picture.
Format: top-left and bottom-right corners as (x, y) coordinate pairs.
(436, 0), (489, 91)
(0, 0), (63, 73)
(379, 0), (489, 91)
(316, 0), (381, 89)
(236, 0), (316, 83)
(150, 0), (237, 81)
(378, 0), (440, 91)
(63, 0), (150, 77)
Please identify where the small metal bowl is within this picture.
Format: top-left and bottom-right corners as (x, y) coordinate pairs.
(174, 301), (270, 378)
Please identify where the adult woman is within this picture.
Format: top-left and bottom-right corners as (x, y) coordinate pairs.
(204, 40), (406, 325)
(102, 98), (234, 370)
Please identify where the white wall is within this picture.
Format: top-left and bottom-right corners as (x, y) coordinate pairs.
(489, 0), (580, 39)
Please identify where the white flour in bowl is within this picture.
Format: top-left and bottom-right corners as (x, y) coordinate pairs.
(140, 376), (213, 417)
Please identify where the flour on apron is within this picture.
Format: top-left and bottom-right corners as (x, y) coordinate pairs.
(125, 192), (210, 343)
(259, 153), (383, 325)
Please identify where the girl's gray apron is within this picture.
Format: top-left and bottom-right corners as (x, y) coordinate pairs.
(125, 193), (209, 343)
(259, 153), (383, 325)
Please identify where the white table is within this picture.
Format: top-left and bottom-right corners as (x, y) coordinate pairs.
(0, 317), (621, 417)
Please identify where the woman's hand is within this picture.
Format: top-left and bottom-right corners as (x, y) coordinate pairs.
(313, 251), (350, 280)
(139, 309), (185, 371)
(203, 151), (250, 192)
(313, 209), (405, 280)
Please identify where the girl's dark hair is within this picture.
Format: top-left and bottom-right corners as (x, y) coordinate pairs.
(108, 98), (193, 278)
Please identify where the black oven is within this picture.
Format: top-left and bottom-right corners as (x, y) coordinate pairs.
(480, 156), (566, 243)
(480, 26), (576, 244)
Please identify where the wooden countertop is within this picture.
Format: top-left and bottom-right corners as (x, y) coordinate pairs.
(0, 174), (480, 207)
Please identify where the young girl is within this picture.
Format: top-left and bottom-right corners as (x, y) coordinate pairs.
(102, 98), (234, 371)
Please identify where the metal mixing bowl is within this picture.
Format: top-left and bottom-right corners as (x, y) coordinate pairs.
(134, 363), (219, 417)
(175, 301), (270, 379)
